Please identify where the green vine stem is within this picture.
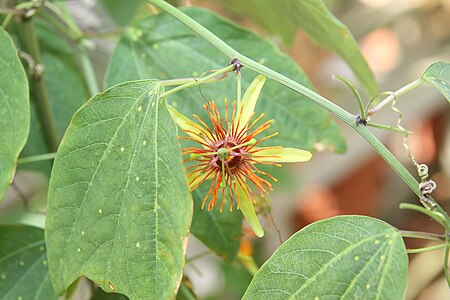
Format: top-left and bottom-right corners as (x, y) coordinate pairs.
(400, 230), (444, 241)
(236, 72), (242, 106)
(18, 152), (56, 164)
(399, 203), (446, 227)
(77, 42), (99, 95)
(43, 1), (82, 39)
(17, 18), (59, 152)
(407, 243), (448, 254)
(40, 1), (99, 95)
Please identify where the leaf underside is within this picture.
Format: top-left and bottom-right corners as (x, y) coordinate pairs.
(46, 80), (192, 299)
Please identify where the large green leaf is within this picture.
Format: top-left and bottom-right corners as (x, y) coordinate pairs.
(19, 20), (89, 174)
(0, 225), (57, 300)
(46, 80), (192, 299)
(243, 215), (408, 299)
(214, 0), (377, 97)
(191, 184), (242, 262)
(421, 61), (450, 102)
(0, 27), (29, 201)
(105, 7), (346, 153)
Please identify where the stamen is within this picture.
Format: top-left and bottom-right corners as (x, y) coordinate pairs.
(178, 97), (288, 213)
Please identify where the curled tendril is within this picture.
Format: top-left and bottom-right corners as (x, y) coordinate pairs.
(390, 94), (438, 208)
(420, 195), (437, 210)
(417, 164), (429, 181)
(419, 180), (437, 195)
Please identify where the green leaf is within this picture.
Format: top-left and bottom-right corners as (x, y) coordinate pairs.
(0, 27), (29, 201)
(99, 0), (144, 26)
(243, 215), (408, 300)
(46, 80), (193, 299)
(19, 20), (89, 174)
(191, 184), (242, 262)
(215, 0), (378, 97)
(0, 225), (57, 300)
(105, 7), (347, 154)
(421, 61), (450, 102)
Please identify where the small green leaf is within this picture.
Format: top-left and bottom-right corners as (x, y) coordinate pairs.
(0, 225), (57, 300)
(46, 80), (192, 299)
(191, 184), (242, 262)
(0, 27), (29, 201)
(215, 0), (378, 97)
(421, 61), (450, 102)
(243, 215), (408, 300)
(105, 7), (347, 154)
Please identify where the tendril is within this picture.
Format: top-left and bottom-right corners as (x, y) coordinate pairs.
(392, 95), (438, 209)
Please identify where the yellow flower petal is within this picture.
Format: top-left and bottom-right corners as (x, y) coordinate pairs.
(254, 147), (312, 163)
(167, 104), (204, 142)
(236, 75), (266, 132)
(236, 181), (264, 238)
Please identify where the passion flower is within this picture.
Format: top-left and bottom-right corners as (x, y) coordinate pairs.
(168, 75), (311, 236)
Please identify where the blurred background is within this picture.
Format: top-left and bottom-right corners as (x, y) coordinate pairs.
(1, 0), (449, 299)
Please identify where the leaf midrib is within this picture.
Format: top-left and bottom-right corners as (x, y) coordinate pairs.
(104, 85), (160, 297)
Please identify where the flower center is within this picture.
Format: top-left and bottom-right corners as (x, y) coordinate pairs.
(214, 141), (243, 171)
